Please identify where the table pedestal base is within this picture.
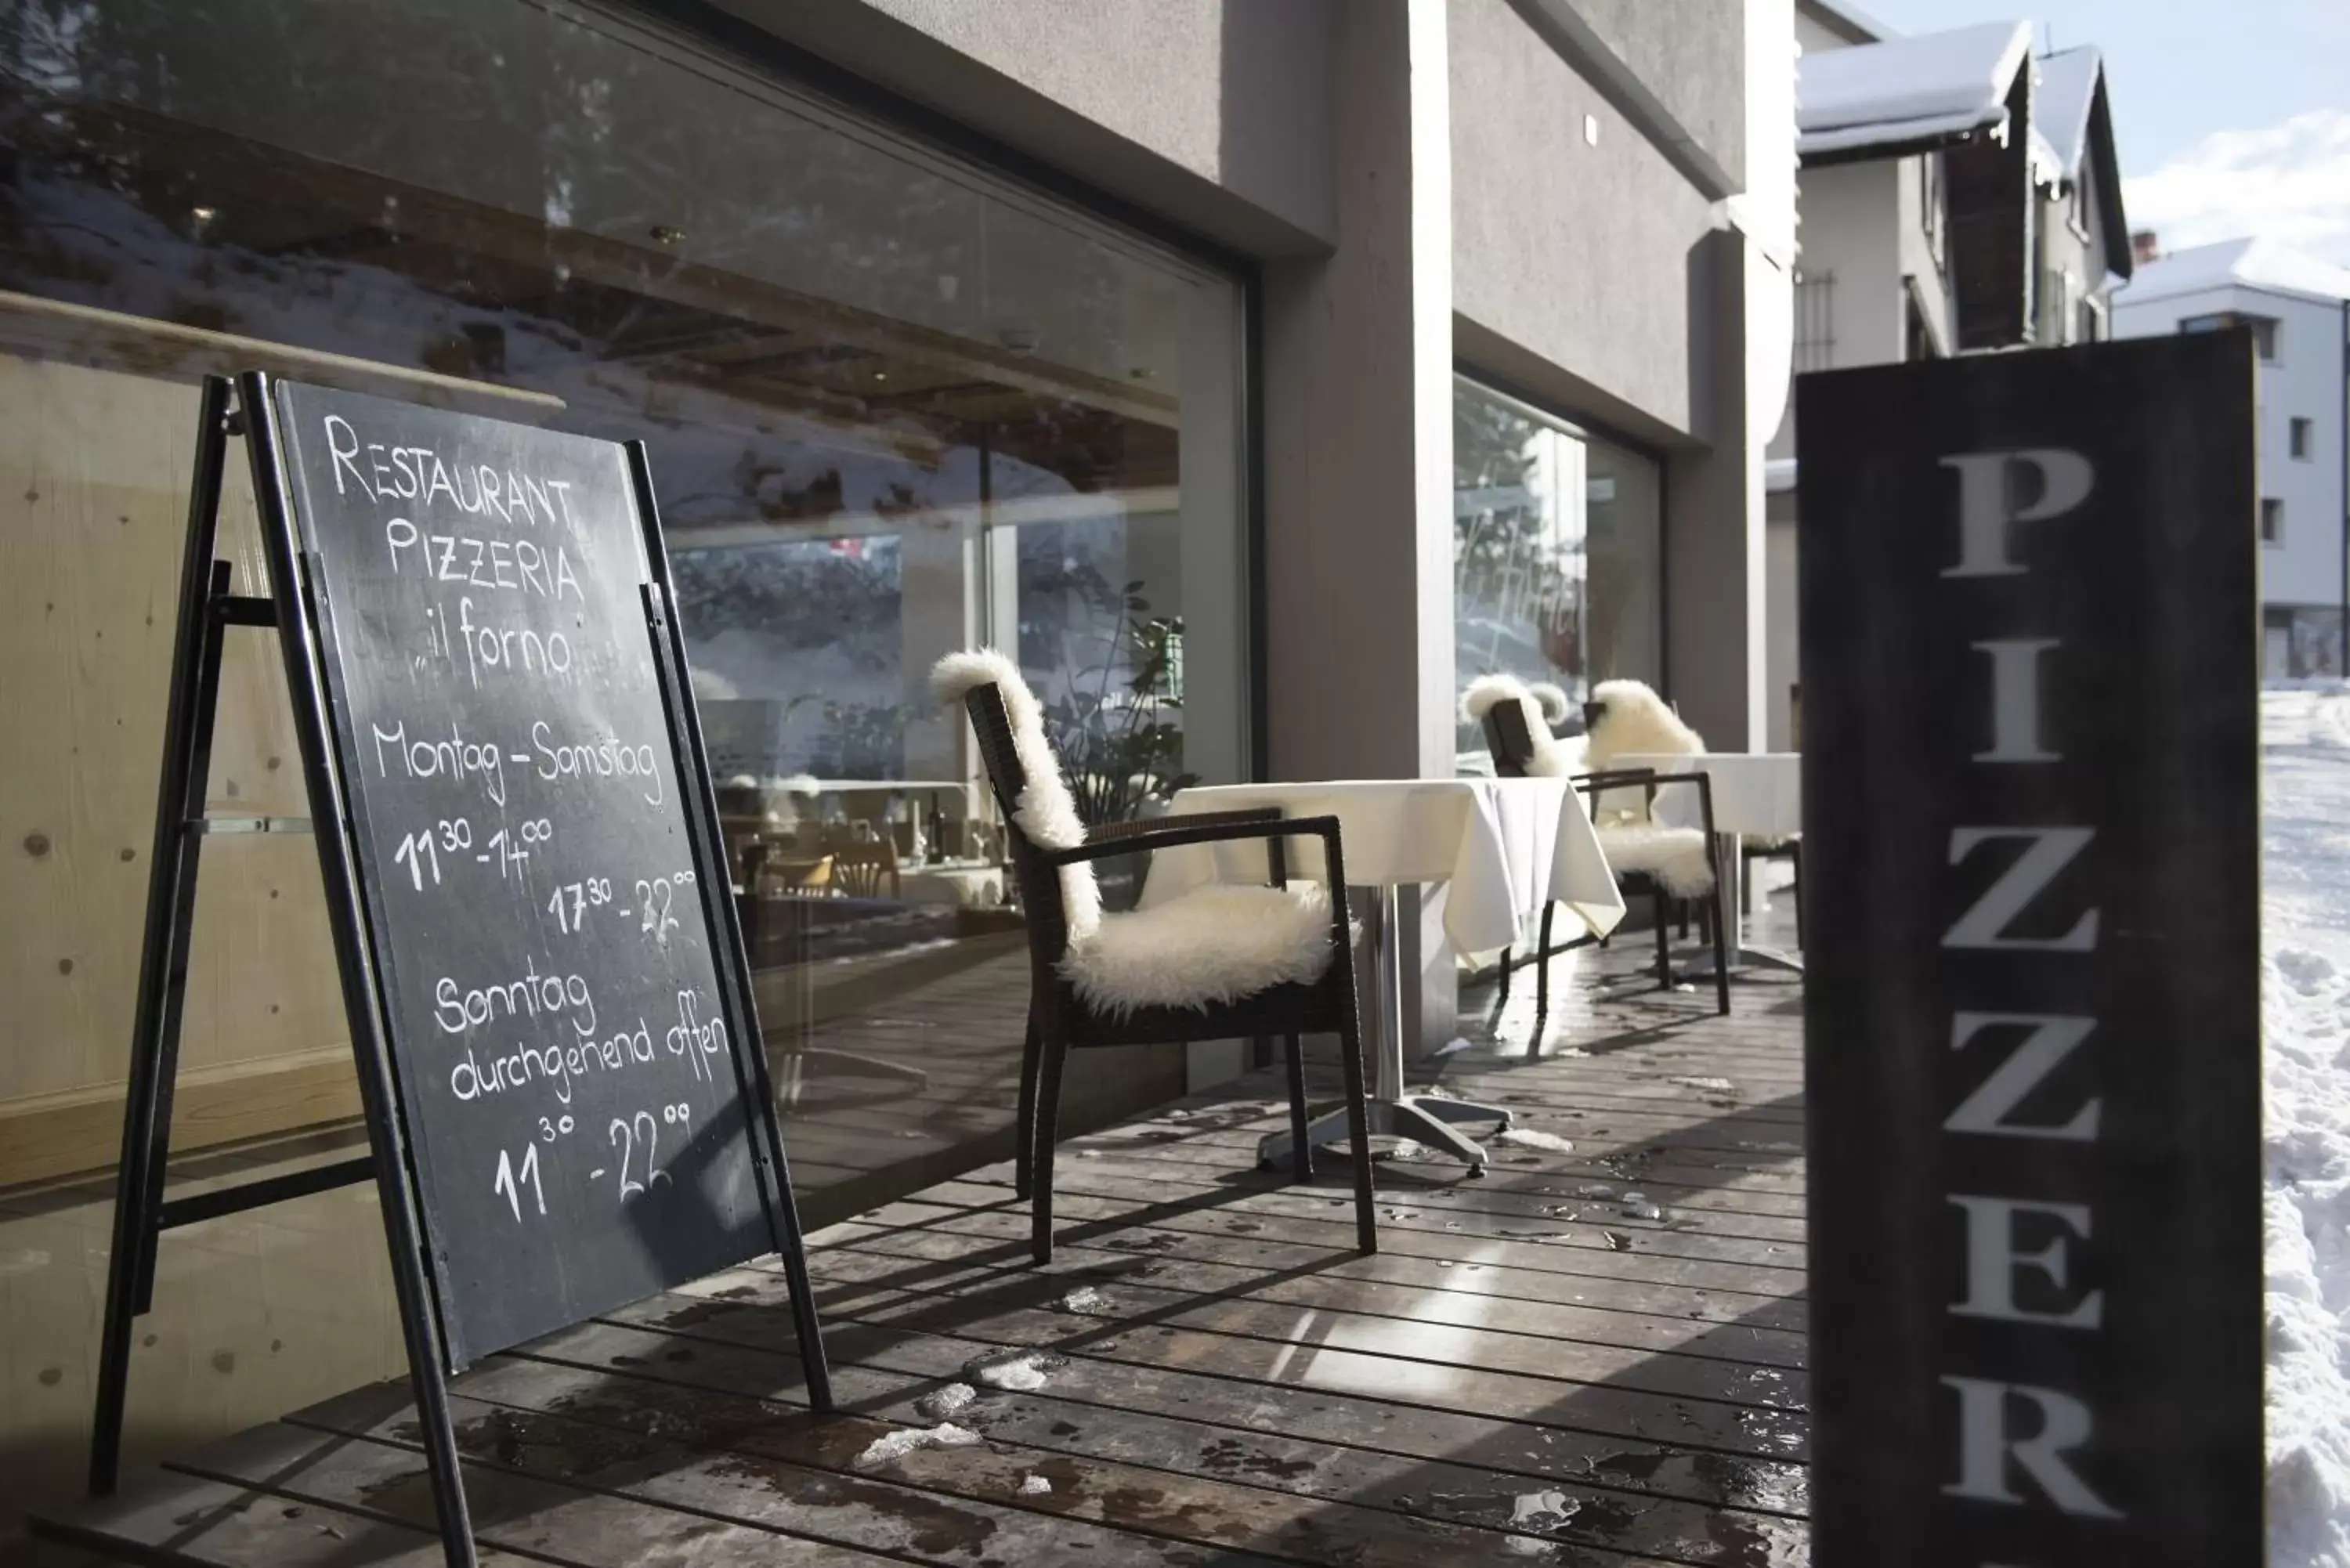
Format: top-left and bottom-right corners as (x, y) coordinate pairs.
(1256, 1093), (1514, 1175)
(1680, 944), (1804, 979)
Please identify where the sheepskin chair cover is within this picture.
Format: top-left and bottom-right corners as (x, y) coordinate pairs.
(1460, 674), (1579, 779)
(932, 649), (1338, 1018)
(1584, 678), (1705, 771)
(1463, 674), (1712, 898)
(931, 649), (1102, 938)
(1581, 677), (1712, 897)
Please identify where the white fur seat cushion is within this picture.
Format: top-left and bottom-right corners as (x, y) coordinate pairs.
(1596, 822), (1715, 899)
(1062, 882), (1339, 1018)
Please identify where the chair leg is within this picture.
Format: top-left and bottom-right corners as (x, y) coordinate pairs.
(1014, 1015), (1041, 1201)
(1534, 903), (1557, 1021)
(1335, 1019), (1378, 1254)
(1710, 881), (1732, 1019)
(1652, 888), (1672, 992)
(1678, 901), (1690, 941)
(1791, 844), (1804, 948)
(1495, 945), (1513, 1011)
(1030, 1032), (1070, 1265)
(1283, 1034), (1314, 1183)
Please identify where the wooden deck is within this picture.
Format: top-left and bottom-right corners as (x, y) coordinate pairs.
(37, 934), (1811, 1567)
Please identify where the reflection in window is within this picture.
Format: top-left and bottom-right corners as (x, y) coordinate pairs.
(1452, 376), (1661, 768)
(0, 0), (1246, 1217)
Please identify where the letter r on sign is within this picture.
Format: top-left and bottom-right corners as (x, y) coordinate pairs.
(1942, 1375), (2124, 1519)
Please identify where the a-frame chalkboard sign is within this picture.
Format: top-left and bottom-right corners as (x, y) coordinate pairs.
(86, 372), (835, 1568)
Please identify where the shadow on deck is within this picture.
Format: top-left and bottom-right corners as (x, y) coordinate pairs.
(36, 930), (1812, 1567)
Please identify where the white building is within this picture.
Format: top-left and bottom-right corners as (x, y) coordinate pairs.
(1763, 2), (2131, 746)
(2112, 239), (2350, 677)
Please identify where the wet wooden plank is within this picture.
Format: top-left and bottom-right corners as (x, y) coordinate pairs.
(814, 1209), (1809, 1332)
(169, 1418), (884, 1566)
(796, 1216), (1812, 1360)
(663, 1285), (1808, 1517)
(776, 1264), (1804, 1414)
(1067, 1122), (1810, 1212)
(689, 1232), (1804, 1408)
(930, 1165), (1807, 1272)
(654, 1264), (1806, 1455)
(974, 1147), (1810, 1245)
(472, 1338), (1706, 1568)
(1090, 1122), (1810, 1195)
(519, 1313), (1806, 1565)
(855, 1188), (1806, 1298)
(27, 1465), (533, 1568)
(288, 1383), (1310, 1568)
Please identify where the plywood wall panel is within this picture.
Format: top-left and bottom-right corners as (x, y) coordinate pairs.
(0, 356), (350, 1111)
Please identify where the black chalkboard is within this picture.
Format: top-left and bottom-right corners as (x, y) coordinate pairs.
(268, 381), (780, 1367)
(1796, 333), (2261, 1565)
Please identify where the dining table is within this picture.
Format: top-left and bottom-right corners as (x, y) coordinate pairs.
(1141, 776), (1625, 1172)
(1616, 750), (1804, 975)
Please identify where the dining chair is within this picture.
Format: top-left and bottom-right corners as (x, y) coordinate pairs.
(936, 649), (1377, 1263)
(822, 826), (902, 901)
(1472, 677), (1730, 1017)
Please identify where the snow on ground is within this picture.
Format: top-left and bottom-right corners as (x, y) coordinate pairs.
(2263, 686), (2350, 1568)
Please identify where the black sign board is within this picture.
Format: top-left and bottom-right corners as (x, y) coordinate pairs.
(1796, 332), (2261, 1565)
(81, 374), (832, 1568)
(265, 379), (793, 1364)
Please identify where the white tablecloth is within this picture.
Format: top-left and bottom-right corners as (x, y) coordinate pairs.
(1618, 753), (1803, 839)
(1139, 778), (1626, 955)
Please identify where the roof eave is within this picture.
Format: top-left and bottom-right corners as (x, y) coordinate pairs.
(2083, 77), (2131, 279)
(1801, 120), (1999, 168)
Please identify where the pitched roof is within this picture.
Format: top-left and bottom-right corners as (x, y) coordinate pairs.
(2033, 45), (2102, 176)
(2031, 44), (2132, 277)
(2116, 238), (2350, 310)
(1798, 20), (2034, 161)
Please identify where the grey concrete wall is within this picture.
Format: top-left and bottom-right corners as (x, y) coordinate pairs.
(1566, 0), (1746, 186)
(1260, 0), (1462, 1042)
(1448, 0), (1728, 443)
(708, 0), (1339, 255)
(1665, 229), (1768, 750)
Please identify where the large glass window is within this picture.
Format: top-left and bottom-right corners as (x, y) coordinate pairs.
(0, 0), (1247, 1490)
(1452, 375), (1661, 768)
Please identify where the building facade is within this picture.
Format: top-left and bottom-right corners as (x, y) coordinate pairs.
(1762, 1), (2131, 746)
(0, 0), (1784, 1532)
(2112, 239), (2350, 678)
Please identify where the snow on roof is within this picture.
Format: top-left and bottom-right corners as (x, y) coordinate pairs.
(2116, 238), (2350, 311)
(1798, 20), (2034, 160)
(2033, 45), (2102, 178)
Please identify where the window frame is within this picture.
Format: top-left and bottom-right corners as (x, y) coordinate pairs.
(2261, 497), (2285, 544)
(2290, 417), (2314, 461)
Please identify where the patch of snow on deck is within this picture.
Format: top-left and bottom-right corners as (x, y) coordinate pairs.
(855, 1422), (981, 1468)
(2265, 686), (2350, 1568)
(1495, 1128), (1578, 1155)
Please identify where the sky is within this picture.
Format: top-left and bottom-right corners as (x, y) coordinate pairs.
(1846, 0), (2350, 265)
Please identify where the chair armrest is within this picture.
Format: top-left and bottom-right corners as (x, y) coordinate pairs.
(1043, 814), (1344, 873)
(1573, 766), (1673, 793)
(1085, 807), (1280, 844)
(1578, 766), (1721, 845)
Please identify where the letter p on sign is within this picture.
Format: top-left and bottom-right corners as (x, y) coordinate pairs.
(1940, 450), (2095, 579)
